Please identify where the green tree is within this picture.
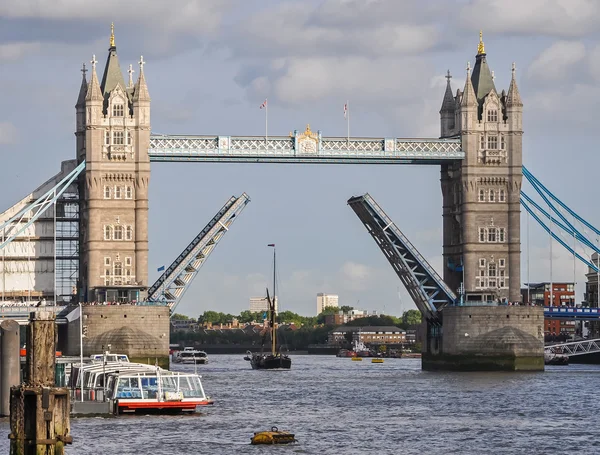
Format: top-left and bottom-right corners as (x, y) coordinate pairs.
(403, 310), (422, 326)
(171, 313), (190, 320)
(339, 305), (354, 313)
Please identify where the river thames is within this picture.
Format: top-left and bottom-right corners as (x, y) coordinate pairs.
(0, 355), (598, 454)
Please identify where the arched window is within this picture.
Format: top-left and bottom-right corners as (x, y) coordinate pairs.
(104, 186), (111, 199)
(489, 190), (495, 202)
(488, 263), (497, 277)
(112, 104), (124, 117)
(499, 189), (506, 202)
(113, 262), (123, 276)
(125, 186), (133, 199)
(478, 189), (485, 202)
(480, 135), (485, 150)
(104, 131), (110, 145)
(114, 225), (123, 240)
(114, 186), (122, 199)
(104, 225), (112, 240)
(125, 225), (133, 241)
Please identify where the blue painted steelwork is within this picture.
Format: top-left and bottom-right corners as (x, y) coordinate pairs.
(544, 306), (600, 320)
(523, 166), (600, 237)
(520, 198), (598, 272)
(521, 166), (600, 273)
(148, 133), (463, 164)
(148, 193), (250, 312)
(0, 161), (85, 250)
(347, 194), (456, 322)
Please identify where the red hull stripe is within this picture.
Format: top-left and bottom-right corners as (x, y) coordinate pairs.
(118, 400), (214, 409)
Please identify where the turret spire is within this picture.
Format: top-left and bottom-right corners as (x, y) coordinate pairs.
(477, 30), (485, 55)
(128, 64), (134, 89)
(440, 69), (455, 113)
(133, 55), (150, 102)
(86, 55), (102, 101)
(506, 62), (523, 106)
(76, 62), (88, 108)
(461, 62), (477, 108)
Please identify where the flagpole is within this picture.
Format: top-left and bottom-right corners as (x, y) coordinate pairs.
(346, 100), (350, 143)
(265, 99), (268, 147)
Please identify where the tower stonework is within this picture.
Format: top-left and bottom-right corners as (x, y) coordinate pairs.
(76, 31), (151, 303)
(440, 36), (523, 304)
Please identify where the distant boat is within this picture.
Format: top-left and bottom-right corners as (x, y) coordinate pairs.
(244, 244), (291, 370)
(174, 347), (209, 365)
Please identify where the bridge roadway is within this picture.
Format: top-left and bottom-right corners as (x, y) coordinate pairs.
(148, 131), (464, 164)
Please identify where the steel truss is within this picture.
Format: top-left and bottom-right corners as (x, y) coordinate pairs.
(0, 161), (85, 251)
(348, 194), (455, 323)
(148, 133), (463, 164)
(545, 338), (600, 357)
(148, 193), (250, 312)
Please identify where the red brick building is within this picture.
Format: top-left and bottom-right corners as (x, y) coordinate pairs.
(521, 282), (575, 336)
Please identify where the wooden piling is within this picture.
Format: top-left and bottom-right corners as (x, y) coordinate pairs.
(8, 311), (72, 455)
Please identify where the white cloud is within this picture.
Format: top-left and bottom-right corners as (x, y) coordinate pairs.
(0, 122), (18, 145)
(460, 0), (600, 37)
(0, 0), (232, 35)
(228, 0), (445, 59)
(527, 41), (586, 83)
(0, 42), (41, 61)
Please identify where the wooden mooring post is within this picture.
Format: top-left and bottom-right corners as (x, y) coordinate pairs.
(8, 311), (72, 454)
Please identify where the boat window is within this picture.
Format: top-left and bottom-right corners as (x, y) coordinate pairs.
(160, 376), (178, 393)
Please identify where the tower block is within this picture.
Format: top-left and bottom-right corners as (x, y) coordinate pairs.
(427, 33), (544, 371)
(77, 25), (151, 302)
(440, 32), (523, 304)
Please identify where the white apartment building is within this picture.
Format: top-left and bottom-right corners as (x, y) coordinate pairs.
(317, 293), (339, 315)
(249, 296), (278, 314)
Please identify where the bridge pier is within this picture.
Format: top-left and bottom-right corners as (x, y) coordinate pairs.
(422, 306), (545, 371)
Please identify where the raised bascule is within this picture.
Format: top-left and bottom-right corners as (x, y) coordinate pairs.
(5, 28), (597, 370)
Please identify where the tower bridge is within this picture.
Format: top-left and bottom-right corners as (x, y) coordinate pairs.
(1, 28), (571, 370)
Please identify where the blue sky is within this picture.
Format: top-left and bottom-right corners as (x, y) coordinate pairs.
(1, 0), (599, 317)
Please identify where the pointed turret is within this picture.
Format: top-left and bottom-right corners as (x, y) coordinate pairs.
(133, 55), (151, 128)
(85, 55), (102, 102)
(133, 56), (150, 102)
(100, 23), (127, 97)
(440, 70), (455, 113)
(471, 31), (496, 106)
(461, 62), (477, 108)
(506, 63), (523, 107)
(76, 63), (88, 108)
(440, 70), (456, 137)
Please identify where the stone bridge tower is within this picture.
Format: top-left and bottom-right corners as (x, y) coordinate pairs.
(440, 32), (523, 303)
(75, 25), (151, 302)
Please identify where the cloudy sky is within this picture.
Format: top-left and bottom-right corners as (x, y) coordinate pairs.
(1, 0), (598, 317)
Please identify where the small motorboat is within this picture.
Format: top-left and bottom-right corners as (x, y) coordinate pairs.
(371, 358), (384, 364)
(251, 426), (296, 445)
(351, 357), (362, 361)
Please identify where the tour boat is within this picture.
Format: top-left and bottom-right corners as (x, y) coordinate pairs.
(244, 244), (291, 370)
(107, 367), (214, 414)
(173, 347), (209, 365)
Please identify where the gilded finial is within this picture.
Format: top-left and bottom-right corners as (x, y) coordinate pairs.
(477, 30), (485, 55)
(110, 22), (115, 48)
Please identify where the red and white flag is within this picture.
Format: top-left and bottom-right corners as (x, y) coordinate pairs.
(260, 99), (268, 109)
(343, 103), (348, 119)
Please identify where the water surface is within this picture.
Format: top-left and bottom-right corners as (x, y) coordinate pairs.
(0, 355), (597, 454)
